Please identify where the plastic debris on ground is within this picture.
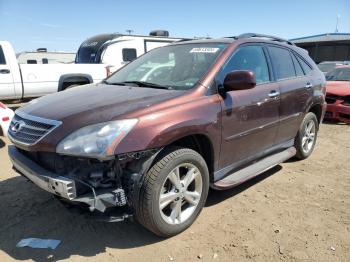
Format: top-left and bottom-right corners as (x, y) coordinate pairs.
(16, 238), (61, 250)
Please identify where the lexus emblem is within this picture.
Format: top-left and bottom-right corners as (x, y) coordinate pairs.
(11, 120), (26, 134)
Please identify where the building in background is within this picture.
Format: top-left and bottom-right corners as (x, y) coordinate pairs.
(291, 33), (350, 64)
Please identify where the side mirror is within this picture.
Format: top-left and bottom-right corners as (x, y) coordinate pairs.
(223, 70), (256, 92)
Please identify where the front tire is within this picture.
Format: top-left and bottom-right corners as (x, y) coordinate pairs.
(136, 147), (209, 237)
(294, 112), (318, 160)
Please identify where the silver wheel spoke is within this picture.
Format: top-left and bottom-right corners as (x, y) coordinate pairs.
(307, 121), (314, 134)
(160, 191), (178, 210)
(184, 191), (200, 205)
(168, 168), (181, 189)
(182, 167), (198, 188)
(170, 200), (182, 223)
(302, 136), (308, 148)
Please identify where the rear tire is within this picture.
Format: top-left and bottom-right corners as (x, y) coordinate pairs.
(294, 112), (318, 160)
(136, 147), (209, 237)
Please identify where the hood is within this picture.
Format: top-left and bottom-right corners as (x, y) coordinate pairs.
(19, 83), (185, 124)
(326, 81), (350, 96)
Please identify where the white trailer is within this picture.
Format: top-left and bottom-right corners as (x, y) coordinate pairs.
(75, 30), (185, 73)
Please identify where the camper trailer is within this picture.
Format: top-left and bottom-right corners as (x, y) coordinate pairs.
(75, 30), (185, 72)
(17, 48), (76, 64)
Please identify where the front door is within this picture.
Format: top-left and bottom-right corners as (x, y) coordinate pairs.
(216, 45), (280, 175)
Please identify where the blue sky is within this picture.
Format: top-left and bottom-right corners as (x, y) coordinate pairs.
(1, 0), (350, 52)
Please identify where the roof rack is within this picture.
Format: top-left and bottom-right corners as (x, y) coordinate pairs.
(230, 33), (295, 45)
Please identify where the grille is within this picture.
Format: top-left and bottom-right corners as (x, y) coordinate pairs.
(8, 112), (61, 145)
(325, 95), (339, 104)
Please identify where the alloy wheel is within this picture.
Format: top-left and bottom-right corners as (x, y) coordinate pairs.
(159, 163), (202, 225)
(302, 120), (316, 153)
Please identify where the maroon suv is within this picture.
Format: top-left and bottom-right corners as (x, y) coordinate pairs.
(8, 33), (326, 237)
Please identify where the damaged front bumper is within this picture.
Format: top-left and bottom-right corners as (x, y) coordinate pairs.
(8, 145), (129, 217)
(325, 103), (350, 124)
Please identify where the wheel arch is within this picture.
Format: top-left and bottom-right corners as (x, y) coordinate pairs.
(58, 74), (93, 91)
(308, 103), (323, 126)
(166, 134), (215, 182)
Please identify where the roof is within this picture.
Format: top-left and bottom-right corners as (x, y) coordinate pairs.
(290, 33), (350, 44)
(174, 38), (235, 45)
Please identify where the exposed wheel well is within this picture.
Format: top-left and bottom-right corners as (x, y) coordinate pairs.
(308, 104), (323, 125)
(58, 74), (93, 91)
(169, 134), (214, 182)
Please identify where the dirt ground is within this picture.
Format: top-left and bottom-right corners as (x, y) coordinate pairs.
(0, 123), (349, 262)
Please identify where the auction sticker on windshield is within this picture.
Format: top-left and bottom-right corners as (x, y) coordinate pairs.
(190, 47), (219, 53)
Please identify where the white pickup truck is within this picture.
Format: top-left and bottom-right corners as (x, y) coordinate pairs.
(0, 41), (108, 101)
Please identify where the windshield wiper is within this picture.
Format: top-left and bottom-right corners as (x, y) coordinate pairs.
(122, 81), (171, 89)
(102, 80), (126, 86)
(103, 80), (171, 89)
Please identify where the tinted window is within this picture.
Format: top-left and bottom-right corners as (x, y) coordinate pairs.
(268, 46), (295, 80)
(291, 53), (304, 77)
(75, 33), (117, 64)
(219, 45), (270, 84)
(122, 48), (137, 62)
(296, 55), (312, 75)
(42, 58), (48, 64)
(0, 46), (6, 65)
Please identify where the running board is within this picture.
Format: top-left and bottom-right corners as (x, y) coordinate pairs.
(212, 147), (296, 190)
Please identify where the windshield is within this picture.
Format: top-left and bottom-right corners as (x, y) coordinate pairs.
(105, 43), (227, 90)
(318, 63), (339, 73)
(326, 67), (350, 81)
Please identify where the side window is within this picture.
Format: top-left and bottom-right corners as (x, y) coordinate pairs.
(122, 48), (137, 62)
(0, 46), (6, 65)
(296, 55), (313, 75)
(268, 46), (296, 80)
(219, 45), (270, 84)
(27, 59), (37, 64)
(42, 58), (48, 64)
(291, 53), (304, 77)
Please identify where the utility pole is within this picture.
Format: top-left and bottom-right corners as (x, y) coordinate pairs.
(335, 14), (340, 33)
(126, 29), (134, 35)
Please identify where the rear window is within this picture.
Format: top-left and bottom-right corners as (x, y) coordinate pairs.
(268, 46), (295, 80)
(0, 46), (6, 64)
(122, 48), (137, 62)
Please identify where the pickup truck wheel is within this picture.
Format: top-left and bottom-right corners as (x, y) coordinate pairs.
(294, 112), (318, 160)
(136, 147), (209, 237)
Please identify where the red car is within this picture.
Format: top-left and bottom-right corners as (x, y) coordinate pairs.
(325, 66), (350, 124)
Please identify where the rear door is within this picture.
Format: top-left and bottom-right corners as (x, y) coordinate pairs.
(0, 45), (16, 99)
(266, 45), (311, 144)
(217, 44), (280, 174)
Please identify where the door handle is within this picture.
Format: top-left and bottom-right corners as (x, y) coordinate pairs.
(305, 83), (313, 89)
(268, 90), (280, 98)
(0, 69), (10, 74)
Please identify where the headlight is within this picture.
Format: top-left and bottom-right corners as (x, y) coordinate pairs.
(56, 119), (138, 159)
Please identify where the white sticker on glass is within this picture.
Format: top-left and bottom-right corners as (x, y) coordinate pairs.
(190, 48), (219, 53)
